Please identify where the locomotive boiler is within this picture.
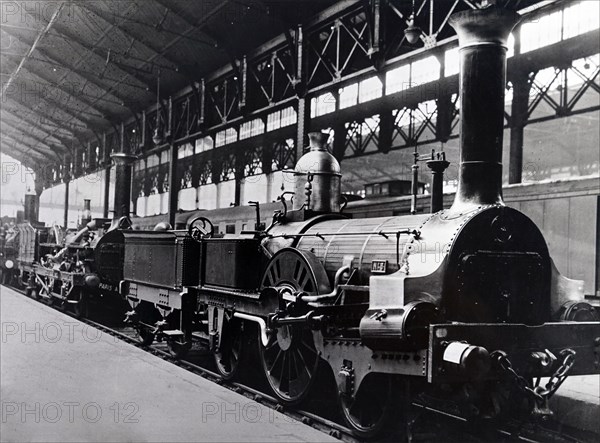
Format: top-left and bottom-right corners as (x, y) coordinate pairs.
(120, 4), (600, 438)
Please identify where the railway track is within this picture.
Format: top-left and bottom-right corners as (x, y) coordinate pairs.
(3, 284), (597, 443)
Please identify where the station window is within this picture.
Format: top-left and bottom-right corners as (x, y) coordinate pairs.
(225, 224), (236, 234)
(521, 10), (562, 54)
(444, 47), (459, 77)
(226, 127), (238, 145)
(280, 106), (297, 127)
(339, 83), (358, 109)
(215, 127), (238, 147)
(310, 92), (336, 117)
(563, 1), (600, 40)
(359, 76), (383, 103)
(159, 150), (169, 164)
(195, 136), (214, 154)
(146, 154), (159, 168)
(266, 106), (297, 132)
(411, 56), (440, 86)
(385, 64), (410, 95)
(240, 118), (265, 140)
(177, 143), (194, 159)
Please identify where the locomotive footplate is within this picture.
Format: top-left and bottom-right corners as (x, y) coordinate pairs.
(428, 322), (600, 384)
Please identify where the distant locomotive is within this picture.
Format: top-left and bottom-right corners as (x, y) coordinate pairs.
(116, 5), (600, 438)
(3, 197), (131, 317)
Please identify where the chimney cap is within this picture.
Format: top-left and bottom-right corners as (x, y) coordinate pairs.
(449, 7), (520, 48)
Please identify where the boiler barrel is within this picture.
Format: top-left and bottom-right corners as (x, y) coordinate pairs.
(295, 214), (430, 284)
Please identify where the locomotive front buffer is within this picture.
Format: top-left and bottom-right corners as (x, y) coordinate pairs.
(428, 322), (600, 417)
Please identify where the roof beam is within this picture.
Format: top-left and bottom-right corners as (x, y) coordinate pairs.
(20, 65), (118, 120)
(5, 95), (87, 147)
(1, 133), (57, 163)
(76, 2), (191, 76)
(1, 3), (65, 97)
(1, 123), (64, 162)
(1, 101), (86, 135)
(41, 0), (231, 143)
(0, 26), (136, 108)
(1, 112), (67, 147)
(1, 108), (70, 148)
(5, 84), (99, 130)
(0, 49), (152, 92)
(46, 24), (157, 94)
(152, 0), (221, 44)
(1, 140), (48, 167)
(16, 0), (155, 98)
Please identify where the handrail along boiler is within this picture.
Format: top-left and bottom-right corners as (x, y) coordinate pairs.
(119, 5), (600, 438)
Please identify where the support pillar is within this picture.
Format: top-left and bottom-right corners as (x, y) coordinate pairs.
(103, 166), (111, 218)
(294, 24), (309, 163)
(296, 96), (310, 161)
(32, 176), (44, 224)
(111, 153), (136, 218)
(378, 110), (393, 153)
(508, 70), (531, 184)
(63, 176), (70, 229)
(167, 142), (178, 227)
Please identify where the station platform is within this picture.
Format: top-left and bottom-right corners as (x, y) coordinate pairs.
(0, 285), (336, 442)
(1, 285), (598, 441)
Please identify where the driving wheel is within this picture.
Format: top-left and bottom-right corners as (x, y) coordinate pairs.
(258, 248), (329, 405)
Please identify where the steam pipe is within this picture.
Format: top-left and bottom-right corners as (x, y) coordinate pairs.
(449, 6), (520, 210)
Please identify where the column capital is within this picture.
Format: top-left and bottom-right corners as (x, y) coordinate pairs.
(426, 159), (450, 174)
(111, 152), (137, 166)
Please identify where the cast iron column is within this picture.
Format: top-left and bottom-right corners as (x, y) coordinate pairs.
(111, 153), (136, 218)
(103, 166), (111, 218)
(111, 123), (136, 219)
(63, 173), (70, 229)
(167, 141), (178, 227)
(508, 69), (531, 184)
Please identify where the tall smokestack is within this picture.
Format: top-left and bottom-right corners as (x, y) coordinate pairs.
(23, 194), (38, 223)
(449, 5), (520, 209)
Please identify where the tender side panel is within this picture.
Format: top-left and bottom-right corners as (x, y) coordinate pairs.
(123, 231), (200, 288)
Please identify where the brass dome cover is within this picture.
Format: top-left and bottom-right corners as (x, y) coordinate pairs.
(294, 132), (341, 176)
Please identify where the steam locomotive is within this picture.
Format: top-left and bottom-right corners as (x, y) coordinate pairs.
(116, 6), (600, 438)
(3, 5), (599, 438)
(2, 198), (130, 317)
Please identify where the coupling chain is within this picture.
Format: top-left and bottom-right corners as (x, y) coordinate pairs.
(491, 349), (576, 403)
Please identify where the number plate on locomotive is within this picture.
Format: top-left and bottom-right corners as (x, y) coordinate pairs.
(371, 260), (388, 274)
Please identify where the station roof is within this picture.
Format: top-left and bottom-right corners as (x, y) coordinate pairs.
(0, 0), (338, 168)
(0, 0), (562, 171)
